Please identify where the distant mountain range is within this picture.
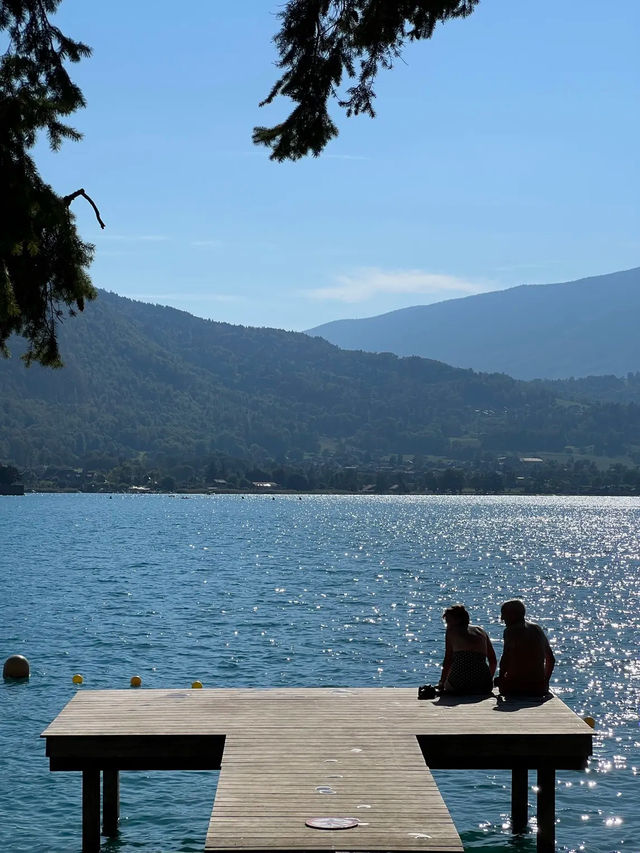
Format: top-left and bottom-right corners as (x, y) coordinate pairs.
(2, 289), (640, 470)
(306, 268), (640, 380)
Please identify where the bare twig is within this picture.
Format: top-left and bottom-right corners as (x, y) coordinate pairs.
(63, 188), (106, 229)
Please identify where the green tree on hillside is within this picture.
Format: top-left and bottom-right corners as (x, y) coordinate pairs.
(0, 462), (20, 483)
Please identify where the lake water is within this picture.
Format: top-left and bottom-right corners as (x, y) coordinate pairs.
(1, 494), (638, 853)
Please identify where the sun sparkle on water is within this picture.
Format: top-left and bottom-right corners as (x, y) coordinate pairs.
(1, 493), (639, 853)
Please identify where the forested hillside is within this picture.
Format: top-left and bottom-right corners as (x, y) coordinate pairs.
(535, 373), (640, 405)
(2, 290), (640, 474)
(307, 268), (640, 380)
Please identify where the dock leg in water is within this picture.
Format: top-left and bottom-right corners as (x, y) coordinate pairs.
(82, 769), (101, 853)
(511, 767), (529, 833)
(102, 769), (119, 836)
(536, 767), (556, 853)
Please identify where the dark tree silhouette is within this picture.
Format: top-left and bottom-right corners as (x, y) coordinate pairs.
(1, 0), (101, 366)
(2, 1), (479, 365)
(0, 463), (20, 484)
(253, 0), (479, 160)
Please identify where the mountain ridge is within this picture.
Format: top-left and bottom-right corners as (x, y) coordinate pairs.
(306, 267), (640, 379)
(2, 288), (640, 471)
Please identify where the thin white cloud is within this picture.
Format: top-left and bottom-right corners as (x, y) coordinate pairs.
(303, 268), (491, 303)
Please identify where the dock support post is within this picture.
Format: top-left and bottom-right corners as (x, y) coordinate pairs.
(102, 769), (120, 836)
(82, 768), (101, 853)
(536, 767), (555, 853)
(511, 767), (528, 833)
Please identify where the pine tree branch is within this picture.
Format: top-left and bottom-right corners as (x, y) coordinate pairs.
(255, 0), (480, 160)
(63, 188), (106, 229)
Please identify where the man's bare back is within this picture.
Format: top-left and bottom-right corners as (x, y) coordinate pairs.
(498, 599), (555, 697)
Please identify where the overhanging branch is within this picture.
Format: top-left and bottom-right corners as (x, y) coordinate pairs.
(63, 188), (106, 229)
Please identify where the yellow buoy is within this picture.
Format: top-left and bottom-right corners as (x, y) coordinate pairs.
(191, 680), (203, 689)
(3, 655), (30, 679)
(72, 673), (83, 684)
(130, 675), (142, 688)
(583, 716), (595, 729)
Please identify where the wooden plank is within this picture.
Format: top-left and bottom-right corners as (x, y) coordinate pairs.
(211, 798), (451, 810)
(206, 732), (462, 853)
(41, 688), (594, 739)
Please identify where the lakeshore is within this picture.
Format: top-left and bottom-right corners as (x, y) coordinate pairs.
(7, 448), (640, 497)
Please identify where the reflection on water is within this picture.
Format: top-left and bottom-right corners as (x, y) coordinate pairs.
(1, 494), (638, 852)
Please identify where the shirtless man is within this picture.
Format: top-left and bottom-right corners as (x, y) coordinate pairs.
(497, 599), (555, 697)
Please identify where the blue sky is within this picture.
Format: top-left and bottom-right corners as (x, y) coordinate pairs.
(37, 0), (639, 331)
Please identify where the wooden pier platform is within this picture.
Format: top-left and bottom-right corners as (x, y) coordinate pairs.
(41, 687), (592, 853)
(210, 730), (460, 852)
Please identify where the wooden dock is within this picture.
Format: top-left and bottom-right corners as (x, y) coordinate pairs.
(210, 731), (460, 852)
(41, 687), (592, 853)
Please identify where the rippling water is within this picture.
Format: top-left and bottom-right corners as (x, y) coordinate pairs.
(1, 494), (638, 852)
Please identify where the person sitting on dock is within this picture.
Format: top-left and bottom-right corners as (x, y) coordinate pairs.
(497, 599), (555, 697)
(437, 604), (497, 694)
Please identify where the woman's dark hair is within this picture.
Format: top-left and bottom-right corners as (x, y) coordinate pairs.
(443, 604), (470, 626)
